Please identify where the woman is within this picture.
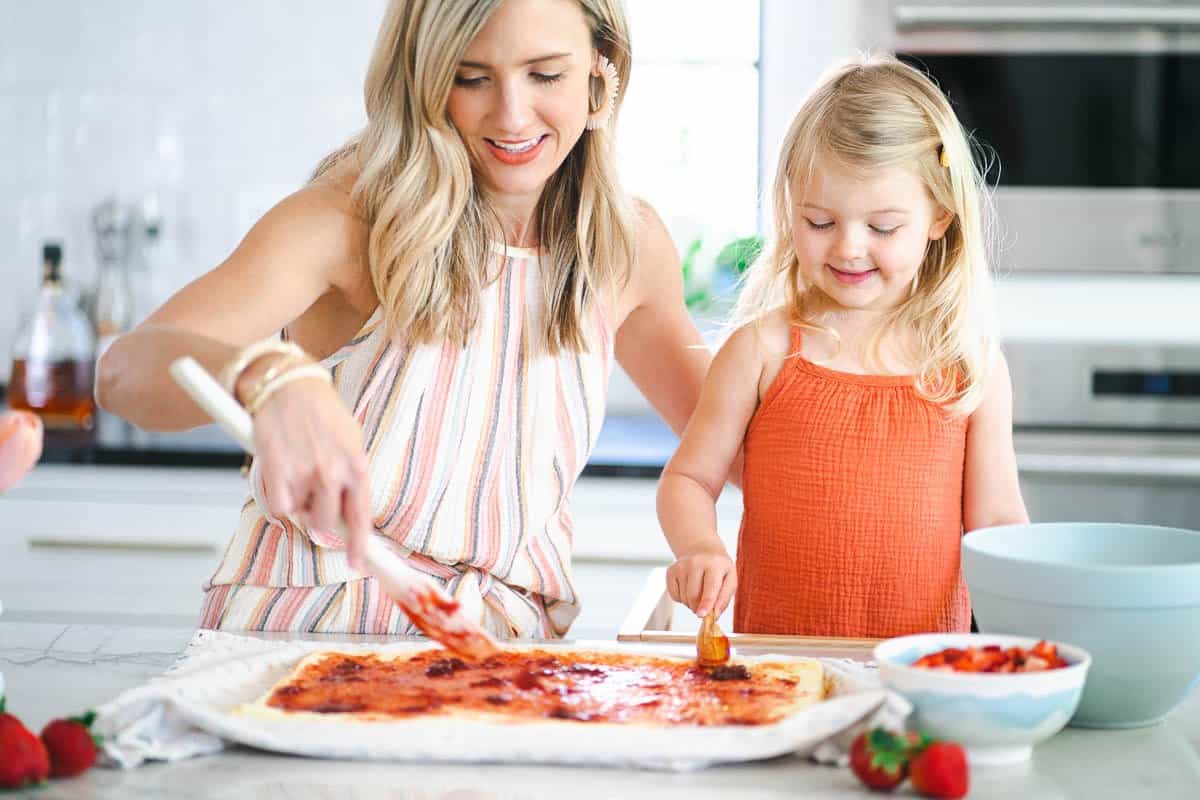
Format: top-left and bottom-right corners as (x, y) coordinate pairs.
(96, 0), (710, 638)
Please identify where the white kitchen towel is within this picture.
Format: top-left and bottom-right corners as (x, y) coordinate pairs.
(95, 630), (910, 771)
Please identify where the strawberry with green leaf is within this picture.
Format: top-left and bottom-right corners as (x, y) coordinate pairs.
(849, 728), (911, 792)
(41, 710), (102, 778)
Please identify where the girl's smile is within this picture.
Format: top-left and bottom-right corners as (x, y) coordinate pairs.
(827, 264), (879, 285)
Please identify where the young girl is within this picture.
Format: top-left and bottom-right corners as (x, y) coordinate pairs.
(657, 56), (1029, 638)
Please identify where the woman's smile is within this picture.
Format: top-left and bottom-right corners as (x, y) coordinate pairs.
(484, 134), (550, 165)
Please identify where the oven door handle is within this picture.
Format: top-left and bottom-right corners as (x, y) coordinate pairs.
(894, 5), (1200, 29)
(1018, 452), (1200, 481)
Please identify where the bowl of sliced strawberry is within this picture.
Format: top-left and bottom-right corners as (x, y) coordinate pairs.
(874, 633), (1091, 766)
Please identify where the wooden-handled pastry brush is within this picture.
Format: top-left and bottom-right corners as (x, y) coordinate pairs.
(697, 612), (731, 667)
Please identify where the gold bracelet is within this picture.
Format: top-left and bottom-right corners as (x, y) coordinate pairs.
(219, 339), (308, 396)
(240, 352), (313, 412)
(245, 363), (333, 416)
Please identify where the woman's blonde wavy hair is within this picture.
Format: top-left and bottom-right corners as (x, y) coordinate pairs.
(314, 0), (635, 353)
(734, 55), (998, 416)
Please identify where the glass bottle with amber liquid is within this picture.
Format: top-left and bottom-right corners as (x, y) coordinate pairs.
(9, 243), (98, 430)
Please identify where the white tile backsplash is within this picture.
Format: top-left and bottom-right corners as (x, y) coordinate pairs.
(0, 2), (760, 397)
(0, 1), (390, 382)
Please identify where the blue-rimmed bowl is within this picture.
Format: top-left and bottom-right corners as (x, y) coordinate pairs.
(875, 633), (1090, 766)
(963, 523), (1200, 729)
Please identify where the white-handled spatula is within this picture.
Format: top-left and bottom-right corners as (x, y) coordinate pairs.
(169, 356), (500, 660)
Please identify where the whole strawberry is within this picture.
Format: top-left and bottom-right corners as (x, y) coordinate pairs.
(910, 740), (969, 799)
(849, 728), (910, 792)
(41, 710), (101, 778)
(0, 698), (50, 789)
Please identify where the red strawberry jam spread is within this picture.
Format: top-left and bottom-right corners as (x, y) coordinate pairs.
(266, 648), (816, 726)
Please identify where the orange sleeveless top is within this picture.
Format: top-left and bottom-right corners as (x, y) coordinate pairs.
(734, 326), (970, 638)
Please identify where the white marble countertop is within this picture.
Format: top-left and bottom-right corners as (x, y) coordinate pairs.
(2, 621), (1199, 799)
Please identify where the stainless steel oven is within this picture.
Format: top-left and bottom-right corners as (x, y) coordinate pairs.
(1006, 340), (1200, 528)
(864, 1), (1200, 274)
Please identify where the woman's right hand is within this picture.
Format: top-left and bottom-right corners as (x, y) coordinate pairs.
(240, 362), (372, 571)
(666, 547), (736, 619)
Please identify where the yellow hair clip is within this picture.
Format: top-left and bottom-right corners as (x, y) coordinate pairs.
(938, 145), (951, 168)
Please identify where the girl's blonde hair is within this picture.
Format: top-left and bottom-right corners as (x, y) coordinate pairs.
(735, 55), (998, 415)
(314, 0), (635, 352)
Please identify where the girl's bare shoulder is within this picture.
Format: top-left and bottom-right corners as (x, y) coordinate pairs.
(719, 309), (793, 402)
(724, 308), (792, 359)
(710, 310), (788, 379)
(759, 308), (794, 352)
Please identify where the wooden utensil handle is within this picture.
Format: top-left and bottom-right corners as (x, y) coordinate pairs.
(639, 632), (881, 649)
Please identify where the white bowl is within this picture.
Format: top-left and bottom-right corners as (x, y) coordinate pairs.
(875, 633), (1091, 766)
(964, 522), (1200, 728)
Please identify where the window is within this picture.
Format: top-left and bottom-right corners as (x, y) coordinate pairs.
(594, 2), (761, 468)
(621, 1), (760, 324)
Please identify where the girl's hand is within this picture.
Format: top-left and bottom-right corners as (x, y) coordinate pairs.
(246, 371), (372, 570)
(666, 548), (736, 618)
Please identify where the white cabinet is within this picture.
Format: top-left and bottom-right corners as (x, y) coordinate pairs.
(0, 465), (240, 626)
(0, 466), (739, 638)
(0, 537), (218, 626)
(569, 561), (663, 640)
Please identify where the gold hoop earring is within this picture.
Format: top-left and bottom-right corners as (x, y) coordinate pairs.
(585, 54), (619, 131)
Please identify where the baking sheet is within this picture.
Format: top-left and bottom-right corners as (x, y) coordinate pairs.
(96, 630), (905, 771)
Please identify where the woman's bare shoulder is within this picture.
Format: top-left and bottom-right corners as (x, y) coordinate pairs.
(612, 197), (684, 323)
(262, 173), (369, 293)
(297, 157), (365, 226)
(630, 196), (667, 253)
(310, 155), (362, 204)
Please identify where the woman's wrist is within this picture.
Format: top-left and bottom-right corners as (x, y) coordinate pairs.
(244, 363), (333, 415)
(233, 352), (290, 405)
(221, 339), (307, 398)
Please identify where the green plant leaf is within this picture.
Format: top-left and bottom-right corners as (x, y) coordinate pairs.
(715, 235), (763, 275)
(680, 237), (703, 284)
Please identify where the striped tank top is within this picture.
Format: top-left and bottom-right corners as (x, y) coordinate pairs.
(200, 243), (613, 638)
